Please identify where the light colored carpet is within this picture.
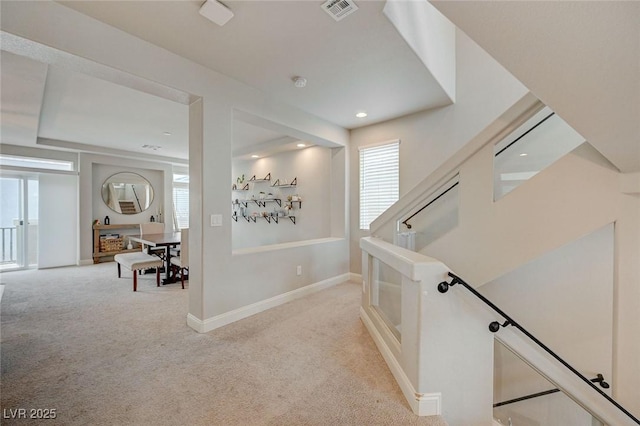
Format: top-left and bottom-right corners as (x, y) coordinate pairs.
(1, 263), (447, 425)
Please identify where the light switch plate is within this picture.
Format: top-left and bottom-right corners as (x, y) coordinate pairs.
(211, 214), (223, 227)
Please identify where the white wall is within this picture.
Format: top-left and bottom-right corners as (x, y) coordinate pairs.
(413, 142), (640, 416)
(232, 146), (333, 249)
(349, 28), (527, 275)
(488, 225), (614, 408)
(0, 145), (173, 266)
(383, 0), (456, 102)
(365, 83), (639, 414)
(0, 144), (80, 269)
(430, 1), (640, 173)
(1, 2), (350, 327)
(78, 153), (173, 263)
(37, 173), (78, 268)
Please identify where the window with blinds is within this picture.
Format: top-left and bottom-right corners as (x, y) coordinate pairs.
(359, 140), (399, 230)
(173, 174), (189, 229)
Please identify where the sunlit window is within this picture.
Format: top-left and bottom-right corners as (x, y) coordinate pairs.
(173, 173), (189, 229)
(0, 155), (73, 171)
(359, 141), (400, 230)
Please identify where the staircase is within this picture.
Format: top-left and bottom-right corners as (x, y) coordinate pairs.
(360, 94), (640, 424)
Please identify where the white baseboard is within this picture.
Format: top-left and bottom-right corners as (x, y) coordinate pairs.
(360, 306), (441, 417)
(186, 312), (206, 333)
(349, 272), (362, 283)
(79, 259), (94, 266)
(187, 273), (349, 334)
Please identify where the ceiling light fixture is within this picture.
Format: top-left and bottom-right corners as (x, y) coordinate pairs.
(251, 155), (260, 158)
(297, 143), (306, 148)
(163, 132), (172, 136)
(356, 112), (367, 118)
(292, 76), (307, 88)
(199, 0), (234, 26)
(520, 153), (528, 157)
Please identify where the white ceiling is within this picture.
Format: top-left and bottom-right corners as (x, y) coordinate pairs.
(58, 0), (451, 129)
(0, 0), (452, 162)
(431, 0), (640, 172)
(39, 66), (189, 160)
(0, 51), (48, 148)
(4, 1), (636, 172)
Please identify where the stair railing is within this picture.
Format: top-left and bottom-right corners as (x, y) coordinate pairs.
(439, 272), (640, 425)
(493, 374), (609, 408)
(401, 180), (458, 230)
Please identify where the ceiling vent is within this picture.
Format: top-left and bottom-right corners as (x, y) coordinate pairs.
(321, 0), (358, 22)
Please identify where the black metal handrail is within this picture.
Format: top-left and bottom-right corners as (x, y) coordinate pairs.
(438, 272), (640, 424)
(401, 181), (459, 230)
(131, 186), (143, 213)
(494, 111), (555, 157)
(494, 374), (609, 408)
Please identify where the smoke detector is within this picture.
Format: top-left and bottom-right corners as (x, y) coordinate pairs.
(292, 76), (307, 88)
(321, 0), (358, 22)
(199, 0), (234, 26)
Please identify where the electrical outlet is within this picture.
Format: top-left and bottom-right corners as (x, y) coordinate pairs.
(296, 265), (302, 276)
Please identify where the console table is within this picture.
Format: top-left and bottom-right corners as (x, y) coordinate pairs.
(92, 223), (141, 264)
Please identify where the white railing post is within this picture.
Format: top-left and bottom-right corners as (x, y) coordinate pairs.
(360, 236), (495, 424)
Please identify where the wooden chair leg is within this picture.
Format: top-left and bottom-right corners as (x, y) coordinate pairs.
(156, 268), (161, 287)
(117, 263), (121, 278)
(133, 270), (138, 292)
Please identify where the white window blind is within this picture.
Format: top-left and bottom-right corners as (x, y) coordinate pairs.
(359, 141), (399, 230)
(173, 174), (189, 229)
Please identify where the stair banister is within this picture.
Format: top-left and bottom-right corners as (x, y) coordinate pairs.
(360, 236), (640, 425)
(360, 236), (495, 424)
(439, 272), (640, 425)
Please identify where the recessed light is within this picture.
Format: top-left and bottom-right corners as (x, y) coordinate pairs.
(142, 144), (162, 151)
(163, 132), (172, 136)
(251, 155), (259, 158)
(520, 153), (528, 157)
(356, 112), (367, 118)
(297, 143), (306, 148)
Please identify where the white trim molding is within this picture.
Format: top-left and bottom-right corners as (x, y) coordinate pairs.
(360, 306), (441, 416)
(187, 273), (349, 333)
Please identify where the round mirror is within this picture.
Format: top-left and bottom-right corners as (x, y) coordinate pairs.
(101, 172), (154, 214)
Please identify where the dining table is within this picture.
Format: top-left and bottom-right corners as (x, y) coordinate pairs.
(128, 232), (181, 284)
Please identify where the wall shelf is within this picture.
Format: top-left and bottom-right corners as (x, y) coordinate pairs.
(232, 212), (296, 224)
(249, 173), (271, 182)
(233, 198), (282, 208)
(271, 177), (297, 188)
(92, 223), (141, 263)
(232, 183), (250, 191)
(232, 173), (300, 225)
